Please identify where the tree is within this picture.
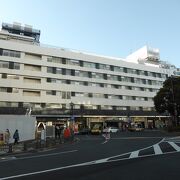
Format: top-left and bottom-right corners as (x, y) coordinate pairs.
(153, 76), (180, 126)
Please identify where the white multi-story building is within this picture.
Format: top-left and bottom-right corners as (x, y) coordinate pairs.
(0, 22), (176, 129)
(176, 68), (180, 76)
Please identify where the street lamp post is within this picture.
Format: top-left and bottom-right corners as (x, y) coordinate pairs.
(70, 102), (74, 124)
(170, 76), (178, 126)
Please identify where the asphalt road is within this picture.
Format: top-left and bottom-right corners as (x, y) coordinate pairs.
(0, 130), (180, 180)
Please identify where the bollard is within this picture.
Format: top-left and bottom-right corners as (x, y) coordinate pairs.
(8, 144), (12, 153)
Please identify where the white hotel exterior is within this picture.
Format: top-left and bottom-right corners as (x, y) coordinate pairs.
(0, 22), (176, 129)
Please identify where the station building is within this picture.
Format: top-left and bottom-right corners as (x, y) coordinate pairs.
(0, 22), (177, 131)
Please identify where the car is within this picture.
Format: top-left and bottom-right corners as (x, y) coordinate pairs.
(78, 128), (90, 135)
(103, 127), (119, 133)
(128, 126), (144, 132)
(91, 128), (102, 134)
(91, 124), (102, 134)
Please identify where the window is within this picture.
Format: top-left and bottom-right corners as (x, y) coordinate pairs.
(23, 90), (40, 96)
(0, 101), (18, 107)
(101, 105), (113, 110)
(114, 66), (124, 73)
(142, 107), (152, 111)
(127, 68), (134, 74)
(99, 64), (110, 71)
(96, 73), (104, 79)
(66, 69), (71, 76)
(147, 80), (152, 85)
(109, 75), (118, 81)
(25, 53), (41, 60)
(6, 74), (19, 80)
(75, 92), (84, 97)
(0, 61), (20, 70)
(92, 72), (96, 78)
(139, 71), (145, 76)
(84, 105), (98, 109)
(130, 107), (140, 110)
(24, 77), (41, 84)
(47, 56), (62, 63)
(12, 88), (19, 93)
(47, 67), (53, 73)
(83, 62), (96, 68)
(111, 84), (119, 89)
(46, 90), (56, 95)
(93, 93), (104, 98)
(125, 86), (132, 90)
(122, 76), (131, 82)
(116, 106), (127, 110)
(75, 70), (80, 76)
(14, 63), (20, 70)
(62, 91), (71, 99)
(24, 64), (41, 71)
(56, 68), (62, 74)
(79, 71), (89, 78)
(0, 61), (9, 69)
(46, 103), (62, 109)
(68, 59), (80, 66)
(0, 87), (7, 92)
(1, 49), (20, 58)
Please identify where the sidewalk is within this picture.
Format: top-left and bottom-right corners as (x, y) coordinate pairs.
(0, 137), (79, 156)
(0, 143), (29, 156)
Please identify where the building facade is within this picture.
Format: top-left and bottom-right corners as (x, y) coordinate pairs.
(0, 22), (176, 130)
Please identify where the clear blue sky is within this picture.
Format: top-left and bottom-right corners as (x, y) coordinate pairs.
(0, 0), (179, 67)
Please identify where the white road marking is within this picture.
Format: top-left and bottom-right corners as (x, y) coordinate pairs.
(0, 156), (16, 162)
(129, 150), (139, 158)
(168, 142), (180, 152)
(0, 150), (78, 162)
(164, 136), (180, 141)
(17, 150), (78, 160)
(153, 144), (163, 155)
(101, 140), (109, 144)
(112, 137), (164, 140)
(2, 149), (180, 180)
(3, 137), (180, 180)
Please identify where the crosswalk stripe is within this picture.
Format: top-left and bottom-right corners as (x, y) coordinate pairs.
(153, 144), (163, 155)
(168, 142), (180, 152)
(129, 150), (139, 158)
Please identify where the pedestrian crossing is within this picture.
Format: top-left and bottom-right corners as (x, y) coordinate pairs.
(106, 137), (180, 162)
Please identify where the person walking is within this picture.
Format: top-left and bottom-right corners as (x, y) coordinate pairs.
(13, 129), (19, 145)
(103, 127), (110, 141)
(63, 127), (71, 142)
(4, 129), (10, 144)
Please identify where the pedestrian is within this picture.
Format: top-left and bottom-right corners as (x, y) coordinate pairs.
(55, 126), (59, 139)
(70, 127), (74, 141)
(63, 127), (71, 142)
(13, 129), (19, 144)
(103, 127), (110, 141)
(4, 129), (10, 144)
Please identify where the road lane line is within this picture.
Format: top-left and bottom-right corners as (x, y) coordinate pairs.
(168, 142), (180, 152)
(153, 144), (163, 155)
(112, 137), (164, 140)
(129, 150), (139, 158)
(18, 150), (78, 160)
(2, 149), (180, 180)
(1, 138), (173, 180)
(0, 150), (78, 162)
(101, 140), (109, 144)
